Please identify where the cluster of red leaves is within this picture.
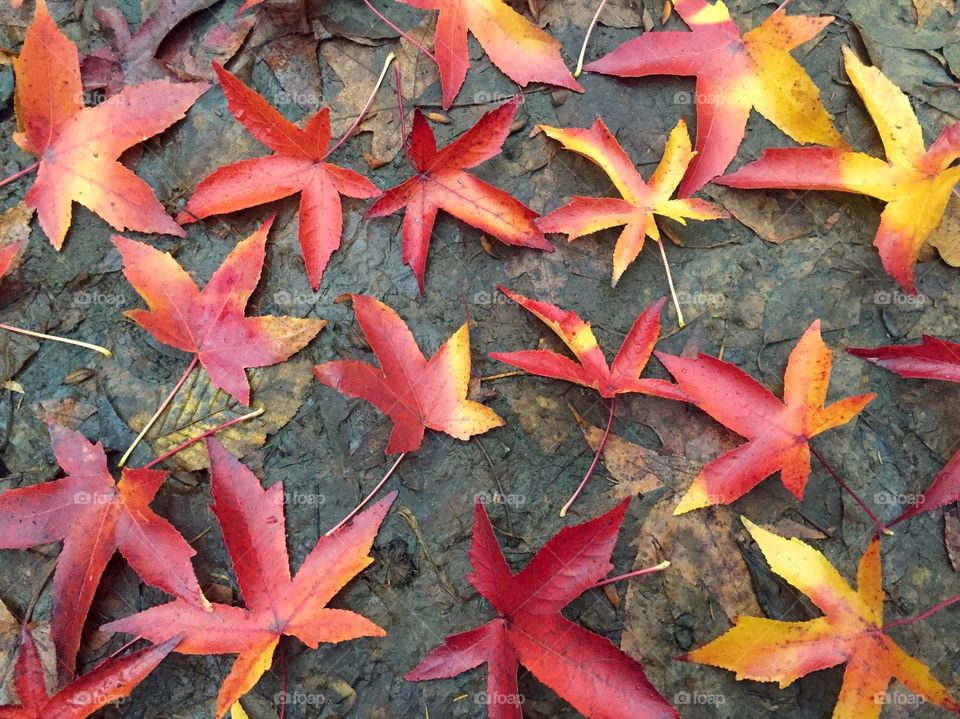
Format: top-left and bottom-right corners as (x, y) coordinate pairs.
(1, 0), (959, 718)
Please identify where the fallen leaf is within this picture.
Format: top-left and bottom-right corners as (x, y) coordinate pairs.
(0, 602), (54, 707)
(13, 0), (208, 249)
(717, 48), (960, 294)
(656, 320), (875, 513)
(889, 447), (960, 525)
(366, 99), (552, 293)
(912, 0), (956, 27)
(0, 626), (178, 718)
(707, 185), (815, 244)
(178, 64), (381, 290)
(102, 439), (397, 718)
(396, 0), (584, 109)
(314, 294), (504, 454)
(685, 519), (960, 719)
(115, 217), (326, 406)
(848, 335), (960, 383)
(407, 498), (680, 719)
(925, 194), (960, 267)
(537, 118), (728, 284)
(0, 423), (206, 677)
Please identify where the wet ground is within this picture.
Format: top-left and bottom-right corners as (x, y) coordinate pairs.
(0, 0), (959, 717)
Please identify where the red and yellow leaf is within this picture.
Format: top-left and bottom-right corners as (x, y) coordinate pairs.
(13, 0), (208, 249)
(490, 287), (687, 401)
(395, 0), (583, 108)
(537, 117), (727, 285)
(178, 64), (380, 290)
(718, 47), (960, 293)
(685, 519), (960, 719)
(407, 498), (680, 719)
(656, 321), (874, 513)
(366, 99), (552, 293)
(0, 423), (205, 677)
(102, 439), (396, 718)
(314, 294), (504, 453)
(848, 334), (960, 383)
(585, 0), (843, 195)
(0, 626), (178, 719)
(115, 217), (326, 406)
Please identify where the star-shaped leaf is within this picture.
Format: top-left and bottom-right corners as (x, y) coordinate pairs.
(178, 64), (381, 290)
(537, 118), (728, 285)
(717, 47), (960, 293)
(102, 439), (397, 718)
(13, 0), (208, 249)
(314, 294), (505, 453)
(115, 217), (326, 406)
(585, 0), (844, 196)
(366, 99), (552, 293)
(656, 321), (875, 513)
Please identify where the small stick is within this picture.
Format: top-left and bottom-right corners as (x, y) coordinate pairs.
(882, 593), (960, 632)
(140, 408), (265, 471)
(325, 52), (397, 160)
(589, 560), (670, 589)
(657, 239), (685, 328)
(119, 356), (199, 467)
(325, 452), (407, 536)
(0, 162), (39, 190)
(574, 0), (608, 77)
(560, 396), (615, 518)
(481, 370), (526, 382)
(0, 323), (112, 357)
(810, 444), (892, 536)
(279, 639), (287, 719)
(362, 0), (437, 63)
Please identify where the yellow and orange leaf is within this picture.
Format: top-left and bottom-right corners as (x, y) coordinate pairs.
(719, 47), (960, 294)
(685, 519), (960, 719)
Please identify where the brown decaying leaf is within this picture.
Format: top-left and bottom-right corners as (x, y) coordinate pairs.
(924, 192), (960, 267)
(0, 601), (56, 705)
(945, 506), (960, 572)
(708, 185), (816, 245)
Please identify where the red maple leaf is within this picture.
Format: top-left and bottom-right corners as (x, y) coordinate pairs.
(115, 217), (326, 406)
(0, 626), (178, 719)
(490, 287), (687, 401)
(13, 0), (208, 249)
(407, 498), (680, 719)
(0, 423), (206, 677)
(584, 0), (843, 196)
(103, 439), (397, 717)
(178, 63), (381, 290)
(314, 294), (504, 453)
(656, 321), (875, 513)
(366, 99), (552, 293)
(848, 335), (960, 383)
(395, 0), (583, 109)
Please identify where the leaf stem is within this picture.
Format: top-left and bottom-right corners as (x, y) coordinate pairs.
(574, 0), (608, 77)
(140, 408), (265, 471)
(119, 356), (199, 467)
(325, 452), (407, 536)
(325, 52), (396, 160)
(561, 396), (616, 518)
(657, 239), (685, 328)
(882, 594), (960, 631)
(590, 560), (670, 589)
(279, 639), (287, 719)
(361, 0), (437, 64)
(0, 162), (39, 190)
(0, 323), (112, 357)
(810, 444), (892, 535)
